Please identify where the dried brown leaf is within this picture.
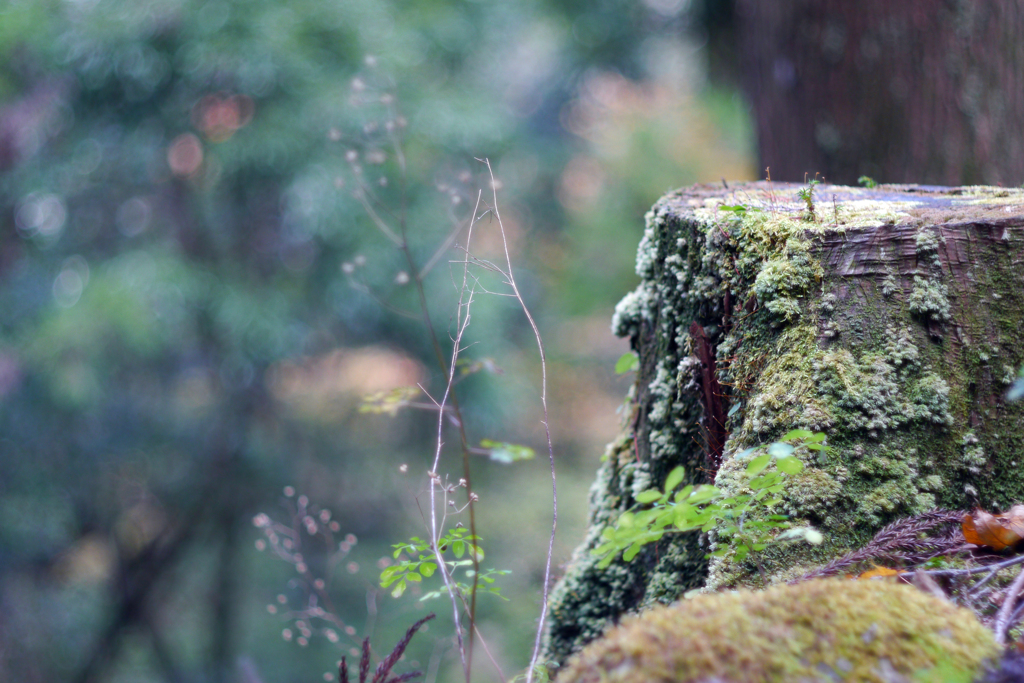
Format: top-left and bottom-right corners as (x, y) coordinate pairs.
(962, 506), (1024, 551)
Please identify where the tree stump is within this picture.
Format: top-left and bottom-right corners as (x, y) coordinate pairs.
(542, 181), (1024, 668)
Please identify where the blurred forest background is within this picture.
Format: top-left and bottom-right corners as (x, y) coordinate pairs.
(3, 0), (1020, 681)
(0, 0), (752, 681)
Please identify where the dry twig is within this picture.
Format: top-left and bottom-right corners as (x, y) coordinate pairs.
(995, 567), (1024, 646)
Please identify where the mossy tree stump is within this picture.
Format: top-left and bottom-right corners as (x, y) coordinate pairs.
(543, 182), (1024, 668)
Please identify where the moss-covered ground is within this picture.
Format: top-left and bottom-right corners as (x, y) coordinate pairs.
(555, 578), (1000, 683)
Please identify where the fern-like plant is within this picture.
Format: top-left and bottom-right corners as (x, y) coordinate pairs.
(339, 613), (435, 683)
(593, 430), (829, 567)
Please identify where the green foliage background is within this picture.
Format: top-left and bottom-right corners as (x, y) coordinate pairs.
(0, 0), (752, 681)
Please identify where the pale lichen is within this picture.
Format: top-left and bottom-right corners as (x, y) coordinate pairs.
(914, 228), (943, 266)
(908, 275), (952, 322)
(610, 286), (653, 339)
(961, 431), (987, 475)
(880, 272), (899, 298)
(1002, 364), (1017, 385)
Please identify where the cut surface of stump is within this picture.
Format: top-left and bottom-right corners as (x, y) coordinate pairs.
(542, 182), (1024, 669)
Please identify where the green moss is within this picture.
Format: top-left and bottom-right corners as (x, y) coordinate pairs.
(734, 321), (950, 441)
(752, 238), (818, 323)
(556, 579), (999, 683)
(783, 465), (845, 518)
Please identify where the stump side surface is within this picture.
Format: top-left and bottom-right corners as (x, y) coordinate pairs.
(542, 181), (1024, 668)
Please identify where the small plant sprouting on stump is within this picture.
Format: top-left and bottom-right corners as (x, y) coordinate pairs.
(593, 430), (830, 568)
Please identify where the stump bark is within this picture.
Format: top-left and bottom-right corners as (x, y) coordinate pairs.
(542, 181), (1024, 668)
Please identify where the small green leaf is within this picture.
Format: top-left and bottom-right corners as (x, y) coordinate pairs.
(766, 442), (794, 458)
(746, 453), (771, 475)
(623, 541), (644, 562)
(480, 440), (536, 463)
(688, 486), (721, 504)
(615, 352), (640, 374)
(673, 504), (694, 524)
(652, 512), (674, 530)
(359, 386), (422, 416)
(728, 402), (742, 417)
(664, 466), (685, 493)
(775, 455), (804, 474)
(635, 489), (663, 504)
(781, 429), (813, 441)
(406, 572), (422, 582)
(392, 580), (406, 598)
(452, 540), (465, 558)
(674, 484), (694, 503)
(618, 511), (636, 528)
(420, 562), (436, 577)
(737, 446), (758, 460)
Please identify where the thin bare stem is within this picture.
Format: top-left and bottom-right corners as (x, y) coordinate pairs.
(425, 190), (485, 683)
(376, 119), (482, 677)
(420, 210), (473, 280)
(354, 189), (403, 246)
(996, 566), (1024, 645)
(1009, 600), (1024, 637)
(477, 158), (557, 683)
(922, 553), (1024, 579)
(471, 621), (507, 682)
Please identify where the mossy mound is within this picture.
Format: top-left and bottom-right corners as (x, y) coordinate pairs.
(555, 579), (998, 683)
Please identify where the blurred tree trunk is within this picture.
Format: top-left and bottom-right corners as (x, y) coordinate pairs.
(541, 181), (1024, 670)
(736, 0), (1024, 185)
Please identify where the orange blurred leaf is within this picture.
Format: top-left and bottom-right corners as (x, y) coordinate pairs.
(857, 566), (904, 580)
(961, 505), (1024, 551)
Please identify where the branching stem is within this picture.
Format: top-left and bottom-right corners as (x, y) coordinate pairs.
(478, 158), (558, 683)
